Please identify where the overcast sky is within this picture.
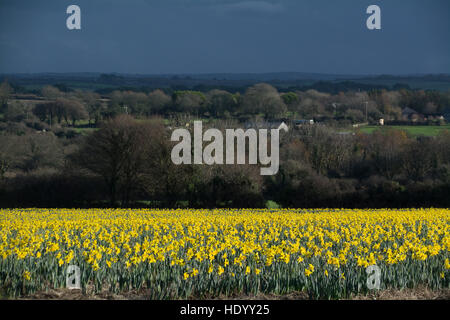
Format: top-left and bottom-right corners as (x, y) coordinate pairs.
(0, 0), (449, 75)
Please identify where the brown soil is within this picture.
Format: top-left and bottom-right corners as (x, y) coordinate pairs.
(12, 286), (450, 300)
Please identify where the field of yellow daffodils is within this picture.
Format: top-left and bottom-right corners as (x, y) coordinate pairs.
(0, 208), (449, 299)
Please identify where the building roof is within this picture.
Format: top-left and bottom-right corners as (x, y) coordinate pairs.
(244, 121), (284, 129)
(402, 107), (420, 115)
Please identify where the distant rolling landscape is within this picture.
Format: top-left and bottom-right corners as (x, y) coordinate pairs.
(2, 72), (450, 93)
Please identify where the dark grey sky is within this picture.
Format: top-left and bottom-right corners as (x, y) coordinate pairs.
(0, 0), (449, 75)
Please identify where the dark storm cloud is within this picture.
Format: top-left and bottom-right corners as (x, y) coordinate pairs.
(0, 0), (449, 74)
(213, 1), (285, 14)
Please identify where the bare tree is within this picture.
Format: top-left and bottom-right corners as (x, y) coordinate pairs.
(174, 91), (206, 115)
(242, 83), (286, 119)
(206, 89), (237, 118)
(402, 139), (437, 181)
(367, 129), (409, 179)
(41, 85), (62, 100)
(33, 101), (57, 125)
(148, 89), (171, 115)
(72, 91), (102, 125)
(73, 115), (166, 206)
(63, 99), (88, 126)
(0, 80), (13, 110)
(0, 135), (19, 179)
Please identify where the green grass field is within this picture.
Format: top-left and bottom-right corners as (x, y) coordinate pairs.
(359, 125), (450, 137)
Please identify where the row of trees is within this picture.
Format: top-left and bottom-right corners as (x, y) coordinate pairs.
(1, 79), (450, 208)
(3, 81), (449, 132)
(99, 84), (450, 122)
(1, 114), (450, 208)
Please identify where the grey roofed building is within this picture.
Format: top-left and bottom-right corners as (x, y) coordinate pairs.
(244, 120), (285, 130)
(402, 107), (424, 122)
(293, 119), (314, 126)
(402, 107), (420, 117)
(442, 108), (450, 121)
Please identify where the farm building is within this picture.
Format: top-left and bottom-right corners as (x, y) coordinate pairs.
(442, 108), (450, 122)
(293, 119), (314, 128)
(244, 120), (286, 130)
(401, 107), (423, 122)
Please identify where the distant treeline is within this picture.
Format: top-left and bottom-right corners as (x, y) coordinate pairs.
(1, 80), (450, 208)
(4, 72), (450, 95)
(1, 115), (450, 209)
(2, 81), (449, 133)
